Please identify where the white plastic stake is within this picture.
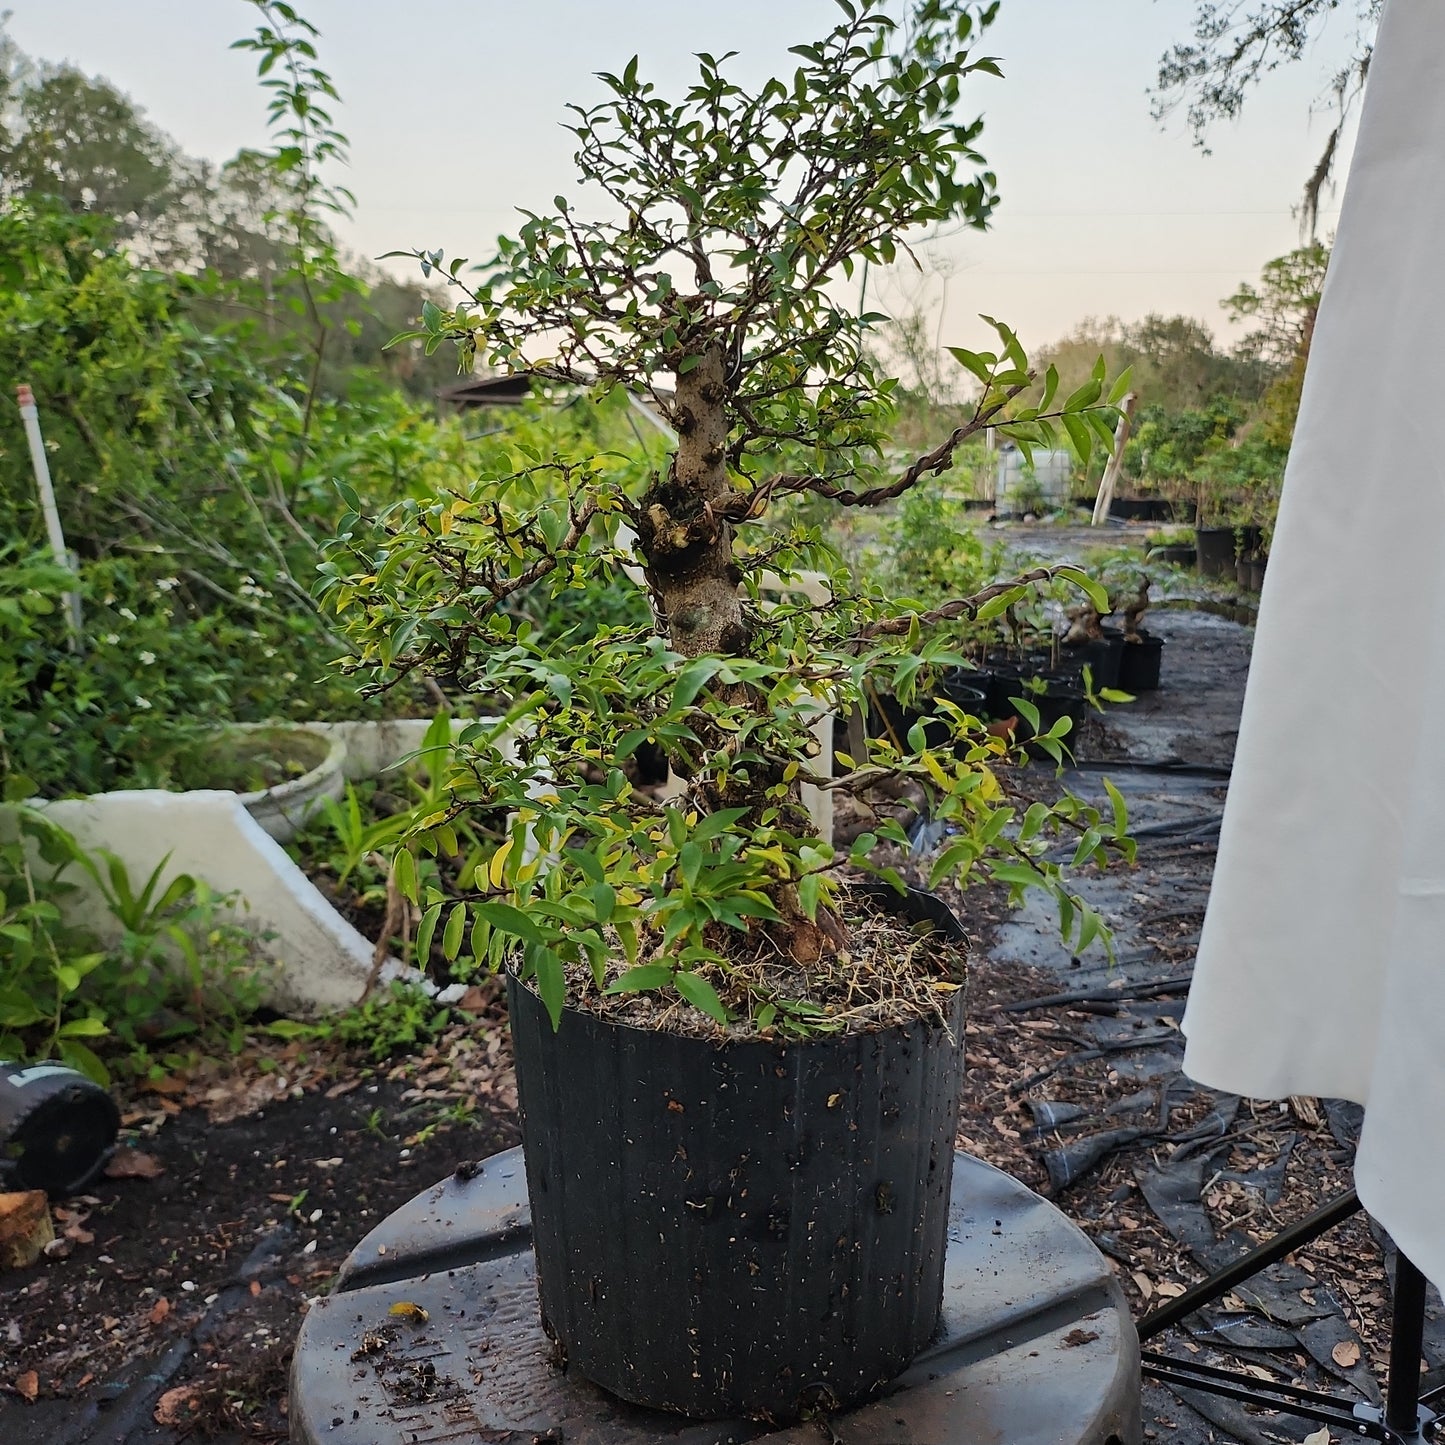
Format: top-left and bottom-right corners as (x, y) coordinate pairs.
(16, 383), (81, 644)
(1091, 392), (1138, 527)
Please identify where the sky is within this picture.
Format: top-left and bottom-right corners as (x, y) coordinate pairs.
(5, 1), (1365, 352)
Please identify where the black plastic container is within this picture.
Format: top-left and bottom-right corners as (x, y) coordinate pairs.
(0, 1060), (119, 1195)
(1149, 544), (1196, 568)
(868, 675), (988, 752)
(1195, 526), (1236, 579)
(938, 673), (990, 721)
(1118, 631), (1164, 693)
(507, 890), (967, 1421)
(1062, 628), (1124, 691)
(1109, 496), (1172, 522)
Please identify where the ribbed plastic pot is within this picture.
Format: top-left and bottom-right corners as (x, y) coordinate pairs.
(506, 891), (967, 1422)
(1118, 631), (1164, 693)
(0, 1060), (119, 1195)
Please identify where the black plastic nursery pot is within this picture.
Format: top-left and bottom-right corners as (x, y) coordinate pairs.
(1108, 496), (1172, 522)
(1118, 631), (1164, 693)
(1149, 544), (1196, 568)
(867, 675), (989, 751)
(506, 890), (968, 1422)
(1062, 627), (1124, 691)
(1195, 525), (1236, 579)
(0, 1060), (119, 1195)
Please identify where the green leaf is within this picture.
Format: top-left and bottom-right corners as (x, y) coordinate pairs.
(1052, 565), (1110, 615)
(1010, 697), (1040, 735)
(674, 970), (728, 1023)
(946, 345), (994, 388)
(415, 902), (442, 963)
(1107, 365), (1134, 405)
(673, 657), (722, 708)
(534, 947), (566, 1029)
(605, 963), (673, 994)
(57, 1039), (109, 1085)
(1061, 411), (1093, 463)
(442, 901), (467, 961)
(474, 900), (550, 946)
(975, 585), (1028, 622)
(798, 872), (821, 921)
(1103, 777), (1129, 838)
(393, 847), (418, 903)
(58, 1017), (109, 1038)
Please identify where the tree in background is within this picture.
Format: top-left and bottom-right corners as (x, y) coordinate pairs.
(1156, 1), (1381, 237)
(1224, 241), (1328, 448)
(0, 13), (456, 404)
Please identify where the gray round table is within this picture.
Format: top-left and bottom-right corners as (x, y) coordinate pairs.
(290, 1148), (1140, 1444)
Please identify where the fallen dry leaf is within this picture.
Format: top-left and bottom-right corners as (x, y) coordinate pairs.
(1155, 1281), (1187, 1299)
(1132, 1271), (1154, 1302)
(249, 1279), (262, 1297)
(154, 1384), (205, 1425)
(63, 1222), (95, 1245)
(147, 1297), (170, 1326)
(1331, 1340), (1361, 1368)
(104, 1149), (164, 1181)
(16, 1370), (38, 1403)
(1062, 1328), (1099, 1348)
(388, 1301), (429, 1323)
(1303, 1430), (1333, 1445)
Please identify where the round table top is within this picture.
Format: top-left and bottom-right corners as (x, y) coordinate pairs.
(290, 1147), (1140, 1445)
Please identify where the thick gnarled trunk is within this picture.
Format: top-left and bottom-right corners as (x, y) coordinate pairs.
(636, 345), (744, 660)
(636, 344), (836, 963)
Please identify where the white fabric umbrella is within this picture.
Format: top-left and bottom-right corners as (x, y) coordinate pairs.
(1183, 0), (1445, 1292)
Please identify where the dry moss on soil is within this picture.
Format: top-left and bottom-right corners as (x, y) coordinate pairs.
(553, 886), (969, 1041)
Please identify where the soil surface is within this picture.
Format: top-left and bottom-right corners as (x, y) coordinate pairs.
(5, 576), (1443, 1445)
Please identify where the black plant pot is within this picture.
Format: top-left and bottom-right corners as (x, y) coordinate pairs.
(0, 1061), (119, 1195)
(1118, 631), (1164, 693)
(1026, 682), (1089, 746)
(1149, 544), (1196, 568)
(867, 690), (943, 751)
(1195, 526), (1236, 579)
(1109, 496), (1172, 522)
(507, 890), (967, 1421)
(939, 672), (990, 721)
(868, 674), (989, 752)
(1062, 627), (1124, 692)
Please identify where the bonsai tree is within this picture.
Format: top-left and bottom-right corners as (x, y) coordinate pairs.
(322, 0), (1134, 1031)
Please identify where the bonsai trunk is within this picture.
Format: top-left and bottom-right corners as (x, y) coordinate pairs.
(636, 342), (835, 962)
(637, 345), (745, 661)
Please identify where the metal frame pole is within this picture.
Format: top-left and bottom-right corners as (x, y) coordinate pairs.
(1387, 1254), (1430, 1438)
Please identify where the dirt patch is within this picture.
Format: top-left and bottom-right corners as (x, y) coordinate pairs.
(1, 1032), (517, 1442)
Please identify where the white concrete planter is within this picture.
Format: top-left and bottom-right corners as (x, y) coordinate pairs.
(13, 719), (503, 1017)
(234, 726), (348, 842)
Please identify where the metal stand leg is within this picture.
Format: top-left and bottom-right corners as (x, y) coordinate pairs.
(1387, 1254), (1431, 1441)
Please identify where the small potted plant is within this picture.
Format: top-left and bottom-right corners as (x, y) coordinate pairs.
(324, 0), (1132, 1422)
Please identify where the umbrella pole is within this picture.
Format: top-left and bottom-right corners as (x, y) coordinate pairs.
(1137, 1188), (1440, 1444)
